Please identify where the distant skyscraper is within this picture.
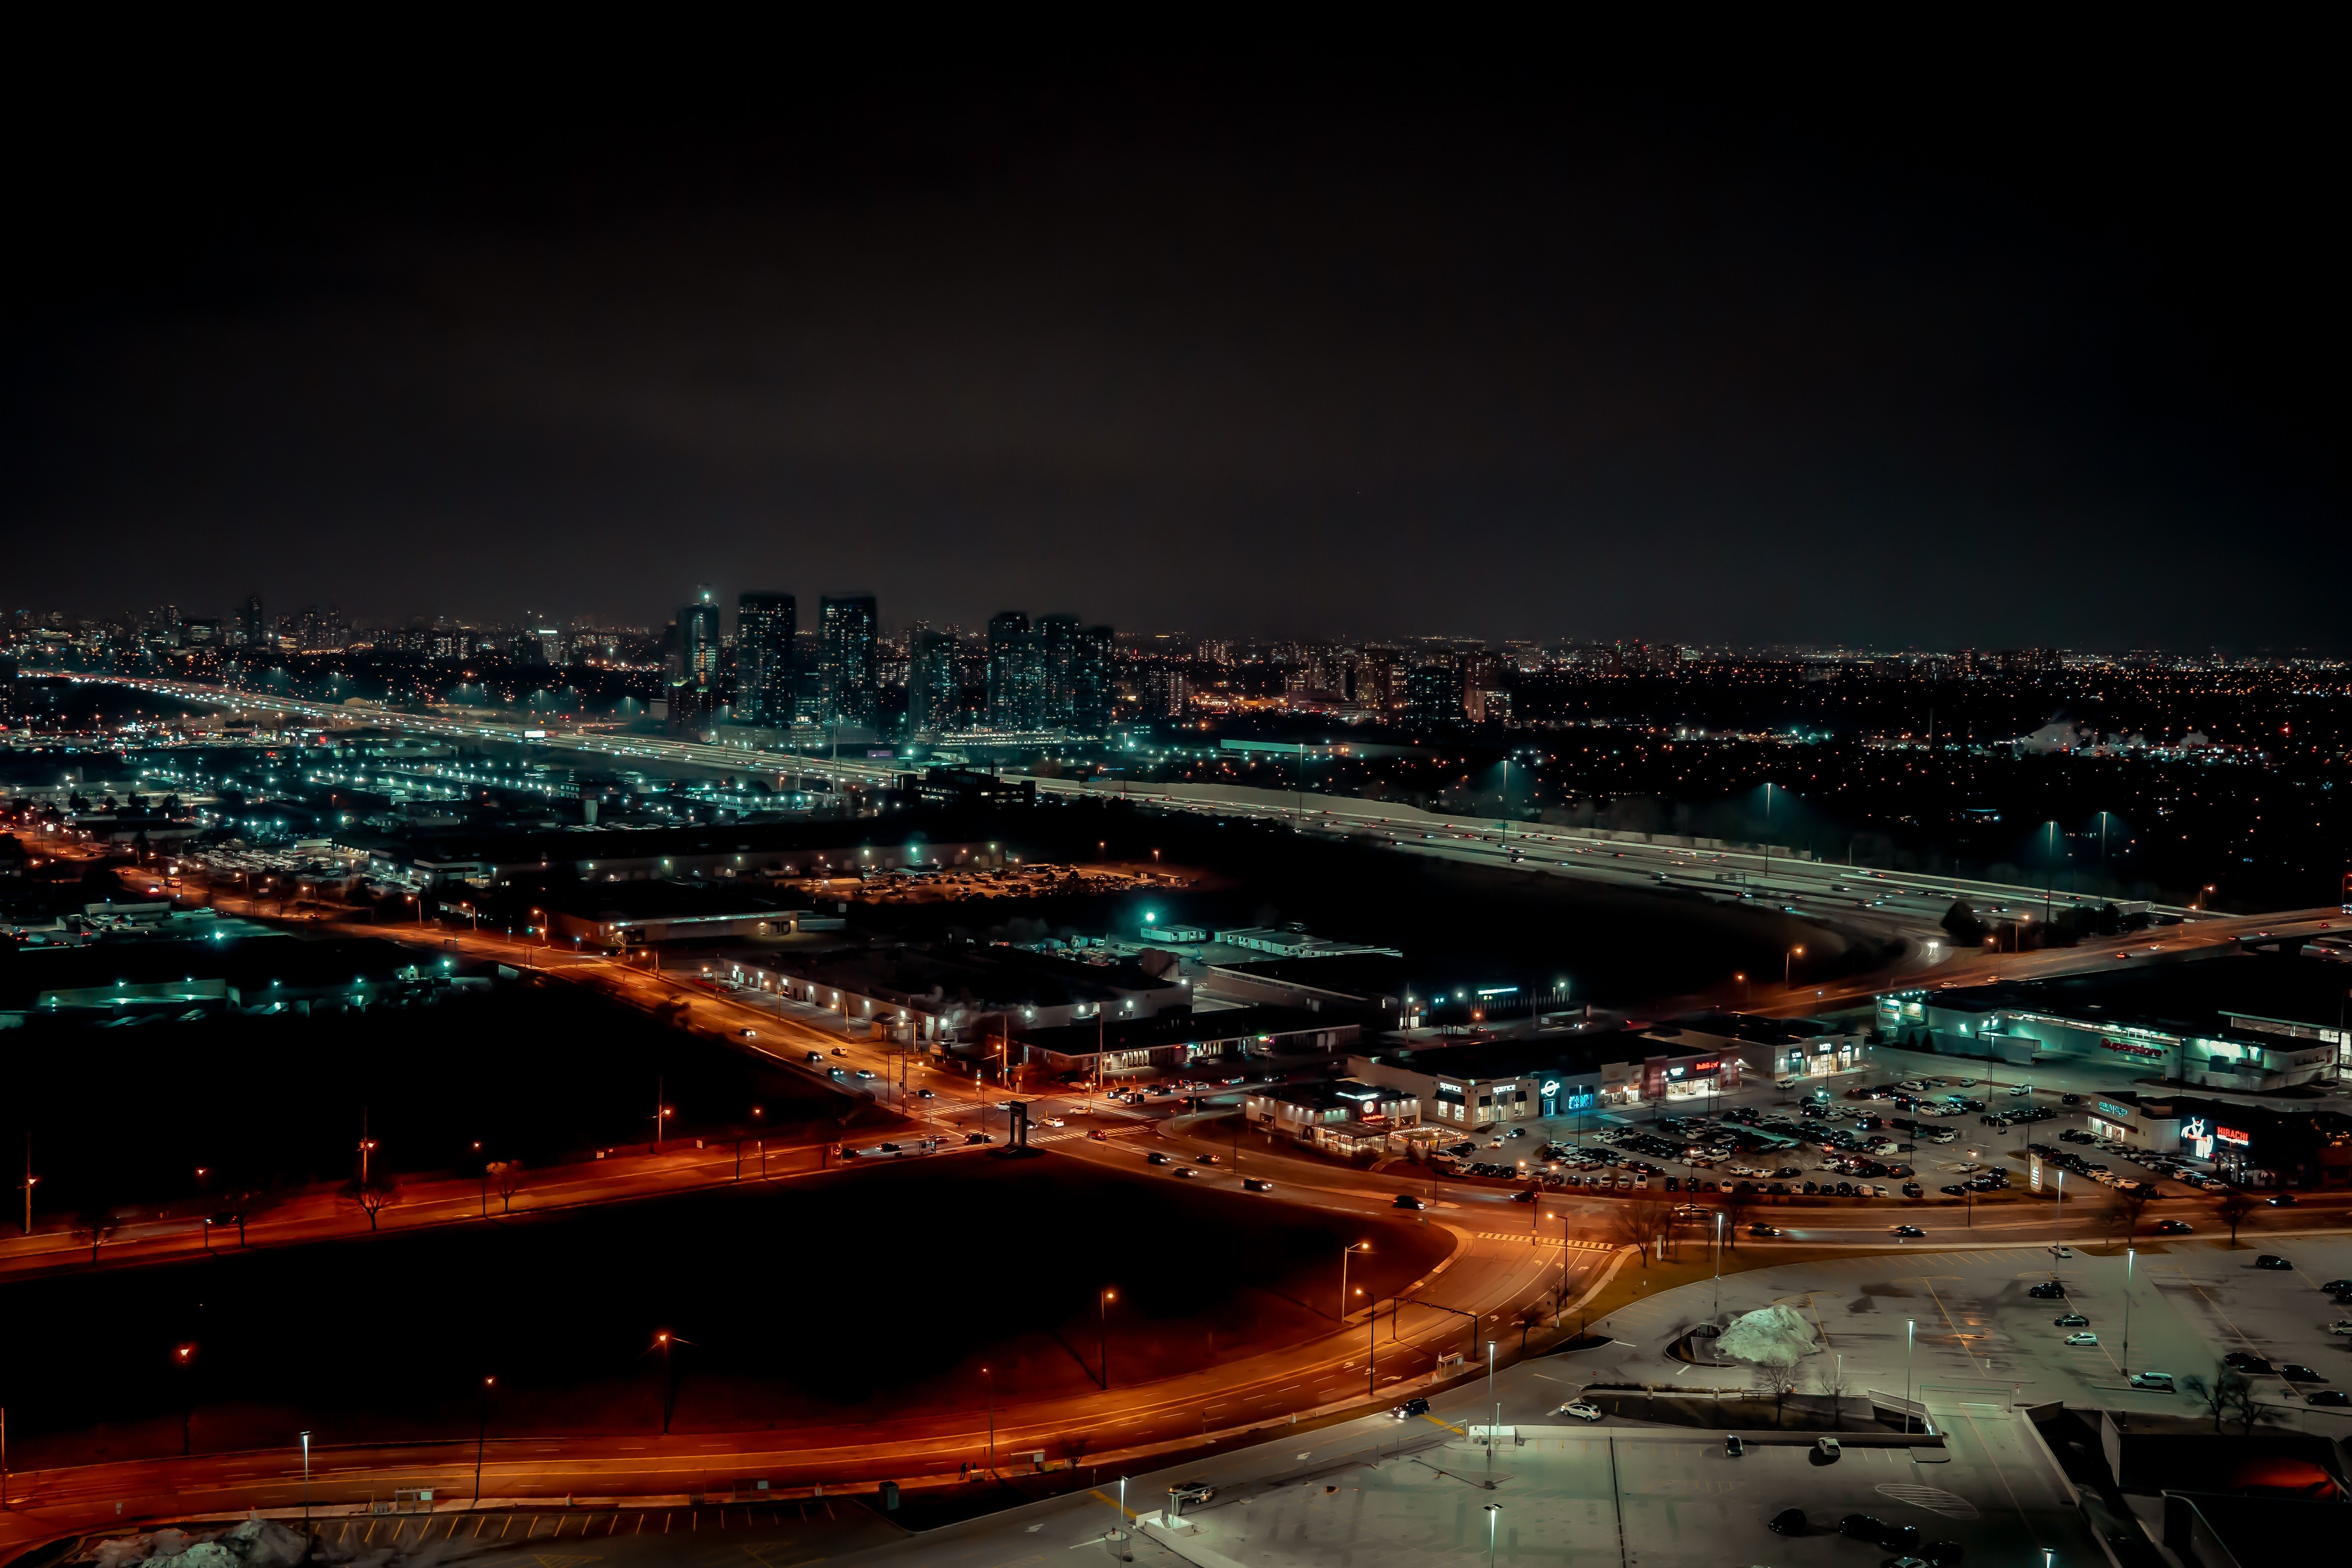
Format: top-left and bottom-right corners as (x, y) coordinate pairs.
(678, 587), (722, 686)
(239, 593), (268, 650)
(987, 611), (1038, 729)
(1071, 624), (1115, 733)
(1404, 664), (1465, 729)
(669, 586), (722, 737)
(819, 594), (879, 728)
(1034, 614), (1082, 727)
(907, 628), (962, 734)
(736, 591), (796, 727)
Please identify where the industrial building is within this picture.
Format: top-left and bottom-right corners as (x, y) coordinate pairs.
(717, 943), (1187, 1048)
(1875, 955), (2347, 1090)
(1013, 1006), (1358, 1076)
(1346, 1027), (1748, 1129)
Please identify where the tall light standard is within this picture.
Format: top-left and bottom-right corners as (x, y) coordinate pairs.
(1784, 945), (1805, 989)
(175, 1342), (198, 1456)
(1904, 1319), (1916, 1437)
(1485, 1339), (1499, 1485)
(299, 1428), (312, 1525)
(1484, 1503), (1501, 1568)
(982, 1365), (995, 1476)
(1339, 1240), (1371, 1319)
(473, 1376), (494, 1508)
(1099, 1288), (1117, 1391)
(2121, 1247), (2135, 1376)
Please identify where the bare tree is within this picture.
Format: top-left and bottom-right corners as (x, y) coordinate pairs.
(1750, 1359), (1801, 1428)
(2105, 1185), (2154, 1242)
(1720, 1188), (1753, 1249)
(343, 1173), (398, 1232)
(488, 1159), (524, 1214)
(1815, 1357), (1850, 1430)
(2187, 1370), (2270, 1435)
(2216, 1188), (2257, 1247)
(1611, 1198), (1672, 1268)
(76, 1203), (117, 1267)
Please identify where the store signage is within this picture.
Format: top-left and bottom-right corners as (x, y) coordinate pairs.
(2214, 1125), (2251, 1147)
(2100, 1037), (2168, 1060)
(1667, 1066), (1686, 1078)
(1540, 1079), (1562, 1097)
(2184, 1117), (2215, 1160)
(1693, 1060), (1720, 1072)
(2096, 1101), (2135, 1122)
(2029, 1151), (2042, 1193)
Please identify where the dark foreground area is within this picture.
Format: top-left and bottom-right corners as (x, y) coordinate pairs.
(0, 1151), (1451, 1468)
(2, 969), (856, 1220)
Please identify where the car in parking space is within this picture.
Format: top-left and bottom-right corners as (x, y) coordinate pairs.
(1724, 1435), (1744, 1457)
(1767, 1509), (1809, 1536)
(2156, 1219), (2194, 1235)
(2225, 1352), (2276, 1374)
(2129, 1371), (2176, 1392)
(2065, 1331), (2099, 1346)
(2332, 1321), (2352, 1337)
(1941, 1183), (1969, 1196)
(2056, 1313), (2090, 1327)
(1817, 1437), (1843, 1461)
(2029, 1281), (2068, 1299)
(1924, 1543), (1965, 1567)
(2319, 1280), (2352, 1294)
(2309, 1390), (2351, 1407)
(1836, 1512), (1885, 1539)
(1394, 1193), (1426, 1209)
(1558, 1400), (1603, 1421)
(2255, 1255), (2295, 1270)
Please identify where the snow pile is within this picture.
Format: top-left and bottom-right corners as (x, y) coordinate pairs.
(1713, 1303), (1816, 1368)
(90, 1520), (310, 1568)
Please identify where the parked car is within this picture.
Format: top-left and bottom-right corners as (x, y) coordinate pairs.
(1767, 1509), (1808, 1536)
(2065, 1331), (2099, 1346)
(2308, 1391), (2351, 1407)
(1723, 1435), (1744, 1457)
(1816, 1437), (1843, 1461)
(2055, 1313), (2090, 1327)
(2255, 1255), (2295, 1270)
(2224, 1352), (2275, 1374)
(2028, 1282), (2067, 1299)
(1836, 1512), (1884, 1539)
(2128, 1372), (2175, 1392)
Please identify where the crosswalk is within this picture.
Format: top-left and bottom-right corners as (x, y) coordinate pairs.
(1471, 1232), (1618, 1251)
(1030, 1124), (1151, 1147)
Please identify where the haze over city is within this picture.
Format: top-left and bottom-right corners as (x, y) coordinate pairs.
(3, 33), (2350, 1568)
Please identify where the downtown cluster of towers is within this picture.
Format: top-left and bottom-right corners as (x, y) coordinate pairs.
(668, 589), (1117, 740)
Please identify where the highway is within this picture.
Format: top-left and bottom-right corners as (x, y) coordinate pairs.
(69, 675), (2249, 950)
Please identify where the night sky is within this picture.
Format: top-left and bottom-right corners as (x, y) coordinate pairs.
(4, 48), (2342, 649)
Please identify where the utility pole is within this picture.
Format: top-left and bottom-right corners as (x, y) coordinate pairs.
(1485, 1339), (1498, 1486)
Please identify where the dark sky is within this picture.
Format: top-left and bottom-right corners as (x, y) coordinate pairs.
(5, 42), (2342, 649)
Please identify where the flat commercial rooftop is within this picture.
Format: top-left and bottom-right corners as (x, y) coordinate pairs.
(1901, 951), (2350, 1036)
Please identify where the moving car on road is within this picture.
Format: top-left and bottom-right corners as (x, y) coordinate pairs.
(1242, 1177), (1273, 1192)
(1557, 1400), (1603, 1421)
(2129, 1372), (2175, 1391)
(2065, 1331), (2099, 1346)
(2156, 1220), (2194, 1235)
(1390, 1397), (1430, 1419)
(1394, 1194), (1426, 1209)
(2056, 1313), (2090, 1327)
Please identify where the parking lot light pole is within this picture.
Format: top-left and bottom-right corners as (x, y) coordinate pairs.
(2122, 1247), (2135, 1375)
(1485, 1504), (1500, 1568)
(1904, 1321), (1915, 1437)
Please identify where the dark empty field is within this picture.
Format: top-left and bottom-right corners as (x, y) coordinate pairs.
(0, 1152), (1452, 1468)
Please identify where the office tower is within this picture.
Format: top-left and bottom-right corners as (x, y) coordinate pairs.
(1071, 624), (1115, 733)
(239, 593), (268, 650)
(736, 591), (797, 726)
(907, 628), (962, 734)
(819, 594), (879, 728)
(1460, 650), (1507, 724)
(987, 611), (1038, 729)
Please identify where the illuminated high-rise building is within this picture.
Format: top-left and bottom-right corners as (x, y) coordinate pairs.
(819, 594), (879, 727)
(736, 591), (796, 727)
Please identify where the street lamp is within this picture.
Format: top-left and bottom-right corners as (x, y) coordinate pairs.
(1339, 1241), (1371, 1319)
(299, 1428), (312, 1525)
(1904, 1319), (1915, 1437)
(1099, 1288), (1117, 1391)
(1785, 946), (1805, 988)
(473, 1376), (494, 1508)
(175, 1342), (198, 1455)
(1484, 1504), (1500, 1568)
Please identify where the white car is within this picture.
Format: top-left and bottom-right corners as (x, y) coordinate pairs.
(1045, 1117), (1066, 1128)
(2065, 1331), (2098, 1346)
(2331, 1321), (2352, 1336)
(1558, 1400), (1603, 1422)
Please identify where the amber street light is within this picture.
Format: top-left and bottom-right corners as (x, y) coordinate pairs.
(1785, 945), (1805, 987)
